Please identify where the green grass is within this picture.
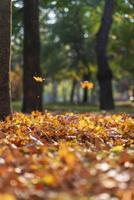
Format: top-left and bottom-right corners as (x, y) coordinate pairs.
(12, 101), (22, 112)
(12, 101), (134, 114)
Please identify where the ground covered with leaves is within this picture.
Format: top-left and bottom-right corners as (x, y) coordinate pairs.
(0, 112), (134, 200)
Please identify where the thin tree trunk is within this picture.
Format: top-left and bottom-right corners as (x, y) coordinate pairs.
(72, 8), (90, 104)
(82, 72), (90, 103)
(95, 0), (114, 110)
(76, 82), (80, 103)
(70, 79), (77, 103)
(22, 0), (43, 112)
(0, 0), (12, 120)
(52, 80), (58, 102)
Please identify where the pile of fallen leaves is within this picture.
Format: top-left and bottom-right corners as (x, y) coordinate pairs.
(0, 112), (134, 200)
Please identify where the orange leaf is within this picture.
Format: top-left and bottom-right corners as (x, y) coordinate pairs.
(80, 81), (94, 89)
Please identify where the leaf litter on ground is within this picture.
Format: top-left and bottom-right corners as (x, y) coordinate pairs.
(0, 112), (134, 200)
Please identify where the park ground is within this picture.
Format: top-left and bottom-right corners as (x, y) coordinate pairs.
(0, 0), (133, 199)
(12, 101), (134, 114)
(0, 107), (134, 200)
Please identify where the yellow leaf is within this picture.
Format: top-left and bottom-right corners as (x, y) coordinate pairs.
(33, 76), (45, 82)
(111, 145), (124, 153)
(59, 144), (76, 168)
(0, 194), (16, 200)
(43, 174), (56, 186)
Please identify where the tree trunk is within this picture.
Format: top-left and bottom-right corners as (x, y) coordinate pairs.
(52, 80), (58, 102)
(76, 82), (80, 103)
(22, 0), (43, 112)
(62, 86), (67, 102)
(0, 0), (12, 120)
(95, 0), (114, 110)
(82, 72), (90, 103)
(70, 79), (77, 103)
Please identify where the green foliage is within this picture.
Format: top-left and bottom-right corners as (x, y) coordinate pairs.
(12, 0), (23, 65)
(12, 0), (134, 84)
(109, 0), (134, 79)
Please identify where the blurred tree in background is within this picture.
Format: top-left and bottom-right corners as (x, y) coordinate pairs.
(11, 0), (134, 111)
(95, 0), (115, 110)
(22, 0), (43, 112)
(0, 0), (12, 120)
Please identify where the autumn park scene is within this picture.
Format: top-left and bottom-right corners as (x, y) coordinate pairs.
(0, 0), (134, 200)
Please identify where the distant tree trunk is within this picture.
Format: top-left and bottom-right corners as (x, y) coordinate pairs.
(95, 0), (114, 110)
(76, 82), (80, 103)
(22, 0), (43, 112)
(82, 72), (90, 103)
(62, 85), (67, 102)
(52, 80), (58, 102)
(70, 79), (77, 103)
(72, 8), (90, 104)
(0, 0), (12, 120)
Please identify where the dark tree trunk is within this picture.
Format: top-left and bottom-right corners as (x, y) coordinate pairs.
(82, 72), (90, 103)
(0, 0), (12, 120)
(95, 0), (114, 110)
(83, 88), (88, 103)
(22, 0), (43, 112)
(70, 79), (77, 103)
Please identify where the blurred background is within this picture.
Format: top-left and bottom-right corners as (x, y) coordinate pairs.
(11, 0), (134, 113)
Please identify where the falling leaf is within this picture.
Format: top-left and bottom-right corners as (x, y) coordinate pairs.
(80, 81), (94, 89)
(33, 76), (45, 82)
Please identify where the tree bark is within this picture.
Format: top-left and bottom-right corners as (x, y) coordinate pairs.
(0, 0), (12, 120)
(52, 80), (58, 102)
(70, 79), (77, 103)
(82, 72), (90, 103)
(76, 82), (80, 103)
(95, 0), (114, 110)
(22, 0), (43, 112)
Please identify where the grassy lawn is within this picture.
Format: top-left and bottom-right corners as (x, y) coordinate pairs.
(12, 101), (134, 114)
